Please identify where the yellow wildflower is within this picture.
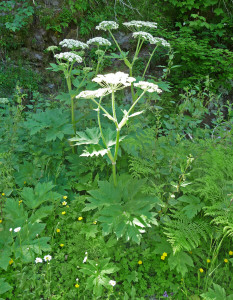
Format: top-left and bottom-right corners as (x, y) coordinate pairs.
(224, 258), (228, 263)
(56, 229), (60, 233)
(24, 181), (26, 184)
(19, 200), (23, 206)
(62, 201), (67, 206)
(75, 284), (79, 288)
(199, 268), (204, 273)
(61, 211), (66, 215)
(229, 251), (233, 255)
(9, 258), (13, 265)
(162, 252), (168, 257)
(138, 260), (142, 265)
(78, 217), (83, 221)
(207, 259), (211, 263)
(63, 196), (67, 200)
(161, 255), (166, 260)
(2, 193), (5, 196)
(0, 220), (2, 223)
(60, 244), (64, 247)
(93, 221), (97, 225)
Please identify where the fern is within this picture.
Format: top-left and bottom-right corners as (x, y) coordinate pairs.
(163, 211), (211, 253)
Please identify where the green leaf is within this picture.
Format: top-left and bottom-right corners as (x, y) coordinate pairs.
(70, 127), (101, 145)
(178, 195), (204, 219)
(0, 278), (12, 295)
(168, 251), (194, 277)
(0, 250), (11, 271)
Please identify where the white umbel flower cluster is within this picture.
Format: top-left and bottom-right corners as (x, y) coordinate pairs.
(132, 31), (155, 44)
(87, 37), (111, 46)
(59, 39), (88, 49)
(54, 52), (83, 63)
(93, 72), (136, 90)
(96, 21), (119, 31)
(76, 88), (111, 99)
(151, 37), (170, 47)
(134, 81), (162, 93)
(123, 20), (157, 30)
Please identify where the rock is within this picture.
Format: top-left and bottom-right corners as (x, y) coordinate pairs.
(114, 31), (132, 50)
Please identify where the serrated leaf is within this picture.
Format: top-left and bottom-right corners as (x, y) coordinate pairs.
(70, 127), (101, 145)
(168, 251), (193, 277)
(0, 278), (12, 295)
(81, 145), (109, 157)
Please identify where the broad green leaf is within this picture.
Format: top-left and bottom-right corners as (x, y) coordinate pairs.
(168, 251), (193, 277)
(0, 278), (12, 295)
(70, 127), (100, 145)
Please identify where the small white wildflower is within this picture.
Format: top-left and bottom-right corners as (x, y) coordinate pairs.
(87, 37), (111, 46)
(59, 39), (88, 49)
(35, 257), (43, 263)
(96, 21), (119, 31)
(14, 227), (21, 233)
(83, 255), (88, 263)
(44, 255), (52, 262)
(134, 81), (162, 93)
(76, 88), (111, 99)
(9, 228), (12, 232)
(96, 263), (98, 266)
(171, 194), (175, 198)
(85, 252), (88, 255)
(132, 31), (155, 44)
(54, 52), (83, 63)
(109, 280), (116, 286)
(93, 72), (136, 91)
(151, 37), (170, 47)
(123, 20), (157, 31)
(76, 278), (79, 281)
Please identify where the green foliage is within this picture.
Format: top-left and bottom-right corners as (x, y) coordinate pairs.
(168, 251), (194, 277)
(84, 175), (159, 244)
(201, 283), (233, 300)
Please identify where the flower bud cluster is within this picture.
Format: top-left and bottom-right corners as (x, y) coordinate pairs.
(123, 20), (157, 30)
(76, 88), (111, 99)
(134, 81), (162, 93)
(132, 31), (155, 44)
(93, 72), (136, 90)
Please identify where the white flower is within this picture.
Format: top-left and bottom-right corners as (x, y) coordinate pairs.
(35, 257), (43, 263)
(93, 72), (136, 91)
(109, 280), (116, 286)
(9, 228), (12, 232)
(87, 37), (111, 46)
(44, 255), (52, 262)
(59, 39), (88, 49)
(151, 37), (170, 47)
(134, 81), (162, 93)
(132, 31), (155, 44)
(76, 278), (79, 281)
(54, 52), (83, 63)
(96, 21), (119, 31)
(83, 255), (88, 263)
(76, 88), (111, 99)
(14, 227), (21, 232)
(123, 20), (157, 31)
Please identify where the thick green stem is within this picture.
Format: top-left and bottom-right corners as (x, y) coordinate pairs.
(112, 162), (117, 187)
(142, 45), (158, 79)
(129, 67), (135, 102)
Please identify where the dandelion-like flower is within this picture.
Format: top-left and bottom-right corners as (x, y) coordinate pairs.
(96, 21), (119, 31)
(109, 280), (116, 286)
(134, 81), (162, 93)
(60, 244), (64, 247)
(93, 72), (136, 91)
(44, 255), (52, 262)
(207, 259), (211, 263)
(132, 31), (155, 44)
(161, 255), (166, 260)
(123, 20), (157, 31)
(56, 228), (60, 233)
(35, 257), (43, 263)
(199, 268), (204, 273)
(0, 220), (2, 223)
(9, 258), (14, 265)
(229, 251), (233, 255)
(59, 39), (88, 49)
(75, 283), (80, 288)
(54, 52), (83, 63)
(62, 201), (67, 206)
(151, 37), (170, 47)
(162, 252), (168, 257)
(224, 258), (228, 263)
(138, 260), (142, 264)
(78, 217), (83, 221)
(2, 193), (5, 196)
(76, 88), (111, 99)
(14, 227), (21, 233)
(63, 196), (67, 200)
(62, 211), (66, 215)
(87, 37), (111, 46)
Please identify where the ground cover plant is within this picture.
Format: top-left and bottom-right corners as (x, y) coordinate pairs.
(0, 16), (233, 300)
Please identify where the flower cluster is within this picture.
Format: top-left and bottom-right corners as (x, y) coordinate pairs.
(93, 72), (136, 91)
(134, 81), (162, 93)
(47, 45), (58, 52)
(132, 31), (155, 44)
(87, 37), (111, 46)
(59, 39), (88, 49)
(123, 20), (157, 30)
(14, 227), (21, 233)
(96, 21), (119, 31)
(76, 88), (111, 99)
(161, 252), (167, 260)
(151, 37), (170, 47)
(35, 255), (52, 263)
(54, 52), (83, 63)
